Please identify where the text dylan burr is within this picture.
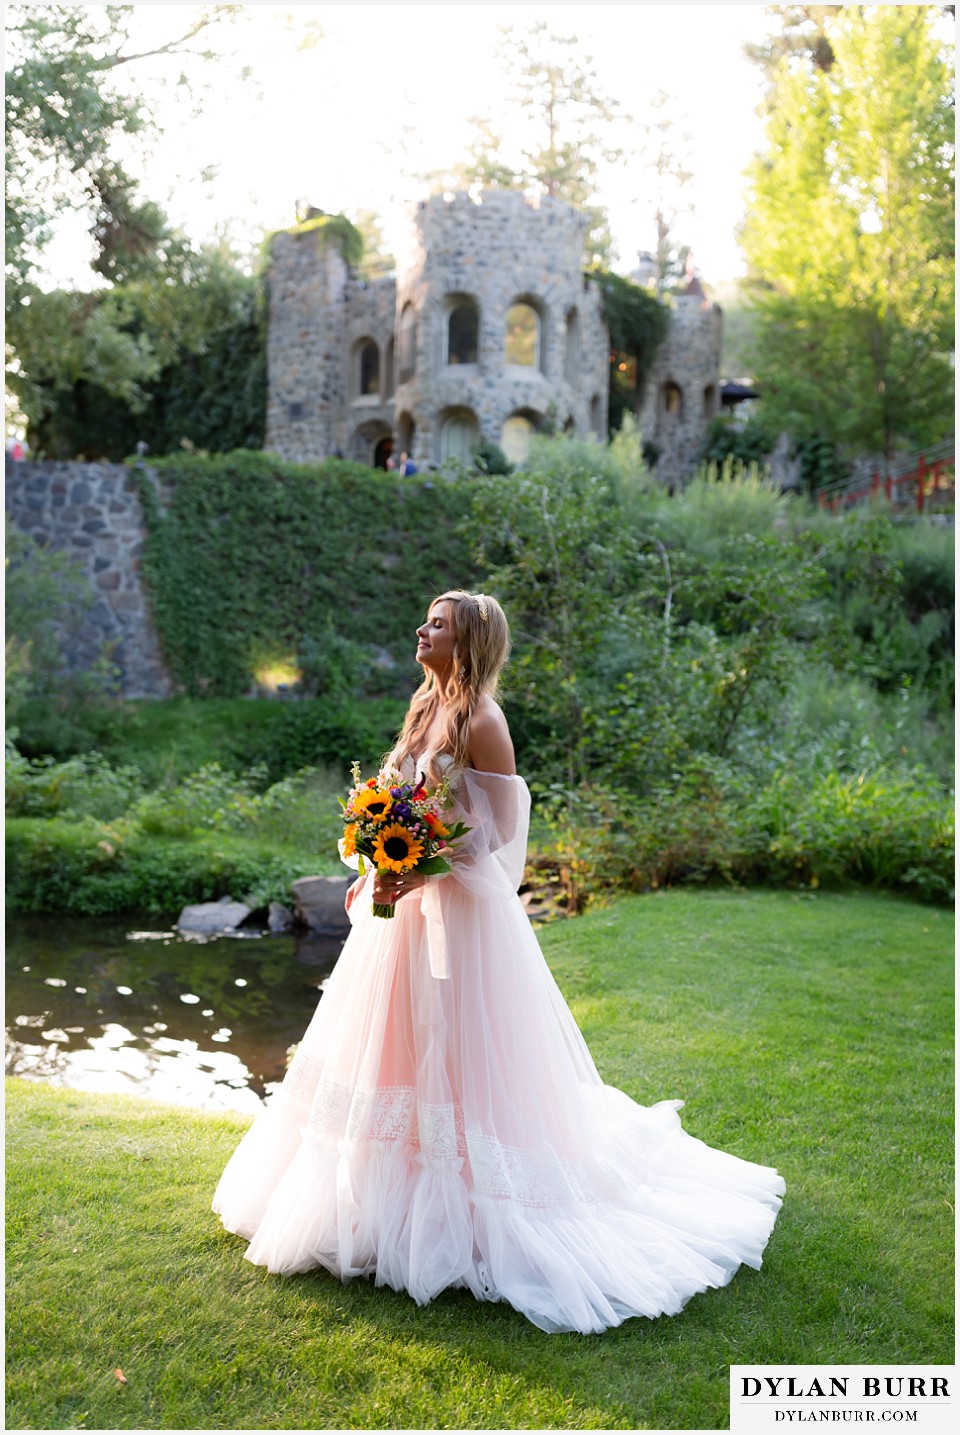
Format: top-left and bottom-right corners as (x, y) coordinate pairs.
(741, 1378), (950, 1399)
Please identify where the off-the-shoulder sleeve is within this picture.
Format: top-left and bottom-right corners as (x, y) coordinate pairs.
(441, 768), (530, 900)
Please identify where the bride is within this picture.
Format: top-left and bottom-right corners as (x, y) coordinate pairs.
(213, 589), (784, 1335)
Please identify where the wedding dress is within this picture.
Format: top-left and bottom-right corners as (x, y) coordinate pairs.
(212, 755), (784, 1334)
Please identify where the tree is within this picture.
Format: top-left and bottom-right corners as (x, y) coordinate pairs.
(635, 91), (695, 298)
(455, 21), (624, 264)
(740, 6), (955, 466)
(12, 242), (264, 458)
(744, 5), (844, 108)
(4, 4), (241, 295)
(4, 4), (249, 436)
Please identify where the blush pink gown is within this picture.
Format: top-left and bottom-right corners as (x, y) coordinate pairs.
(212, 758), (784, 1334)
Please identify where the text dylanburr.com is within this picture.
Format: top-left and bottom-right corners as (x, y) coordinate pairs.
(730, 1368), (955, 1435)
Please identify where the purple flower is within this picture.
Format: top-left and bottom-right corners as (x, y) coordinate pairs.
(393, 802), (411, 818)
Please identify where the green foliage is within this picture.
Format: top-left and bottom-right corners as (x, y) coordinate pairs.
(471, 451), (825, 795)
(549, 761), (953, 909)
(740, 6), (955, 460)
(805, 508), (955, 702)
(14, 246), (263, 452)
(12, 694), (407, 788)
(4, 815), (318, 915)
(268, 210), (364, 269)
(472, 437), (514, 475)
(134, 450), (479, 698)
(5, 741), (144, 821)
(591, 268), (670, 434)
(4, 519), (117, 722)
(4, 740), (349, 915)
(702, 414), (776, 468)
(5, 2), (243, 415)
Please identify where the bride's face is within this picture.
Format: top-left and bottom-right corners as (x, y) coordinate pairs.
(415, 601), (457, 676)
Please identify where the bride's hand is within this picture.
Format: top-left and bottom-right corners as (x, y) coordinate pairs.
(373, 871), (424, 904)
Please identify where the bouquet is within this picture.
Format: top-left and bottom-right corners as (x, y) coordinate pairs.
(339, 761), (470, 918)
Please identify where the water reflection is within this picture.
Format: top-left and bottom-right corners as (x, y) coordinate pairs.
(5, 915), (344, 1114)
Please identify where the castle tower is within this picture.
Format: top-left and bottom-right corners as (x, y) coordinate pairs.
(637, 274), (723, 489)
(393, 190), (609, 467)
(264, 225), (352, 462)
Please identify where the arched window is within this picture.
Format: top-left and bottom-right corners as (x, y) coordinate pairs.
(703, 384), (717, 420)
(505, 302), (540, 368)
(446, 302), (479, 365)
(564, 307), (579, 386)
(500, 412), (536, 465)
(589, 395), (604, 437)
(384, 337), (395, 397)
(358, 340), (379, 397)
(439, 408), (480, 463)
(398, 304), (416, 385)
(663, 382), (683, 419)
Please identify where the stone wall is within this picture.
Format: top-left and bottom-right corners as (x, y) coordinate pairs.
(394, 190), (610, 465)
(264, 231), (350, 464)
(264, 190), (613, 470)
(637, 290), (724, 490)
(5, 458), (171, 697)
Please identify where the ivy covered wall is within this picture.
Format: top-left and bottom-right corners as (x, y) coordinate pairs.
(135, 451), (480, 697)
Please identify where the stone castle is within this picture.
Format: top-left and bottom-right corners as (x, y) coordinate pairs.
(265, 191), (723, 487)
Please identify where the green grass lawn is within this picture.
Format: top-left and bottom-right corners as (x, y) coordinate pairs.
(5, 888), (953, 1431)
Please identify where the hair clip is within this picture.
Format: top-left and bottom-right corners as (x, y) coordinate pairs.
(476, 593), (489, 622)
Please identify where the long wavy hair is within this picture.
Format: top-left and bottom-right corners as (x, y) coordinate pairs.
(385, 590), (511, 782)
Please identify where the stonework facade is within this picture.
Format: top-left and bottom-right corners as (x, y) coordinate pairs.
(265, 190), (722, 480)
(5, 458), (171, 697)
(636, 281), (724, 490)
(267, 191), (609, 469)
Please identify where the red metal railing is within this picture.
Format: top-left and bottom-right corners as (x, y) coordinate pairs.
(815, 439), (955, 515)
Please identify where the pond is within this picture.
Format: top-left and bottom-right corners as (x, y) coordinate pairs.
(5, 915), (344, 1116)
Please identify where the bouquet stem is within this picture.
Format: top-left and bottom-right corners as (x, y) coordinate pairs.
(372, 902), (397, 919)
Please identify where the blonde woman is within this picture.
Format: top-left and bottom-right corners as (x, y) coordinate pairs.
(213, 590), (784, 1334)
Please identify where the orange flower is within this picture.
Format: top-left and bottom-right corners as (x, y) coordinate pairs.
(341, 823), (358, 857)
(425, 810), (450, 838)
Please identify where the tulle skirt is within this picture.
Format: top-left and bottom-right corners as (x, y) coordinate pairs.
(212, 879), (784, 1334)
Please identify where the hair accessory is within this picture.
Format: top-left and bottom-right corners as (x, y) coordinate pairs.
(476, 593), (489, 622)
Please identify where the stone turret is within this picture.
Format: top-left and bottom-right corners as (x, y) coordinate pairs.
(265, 225), (352, 462)
(637, 276), (723, 489)
(264, 193), (721, 483)
(393, 190), (609, 465)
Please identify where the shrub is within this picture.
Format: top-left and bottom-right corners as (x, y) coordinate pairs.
(5, 740), (144, 821)
(5, 520), (118, 722)
(4, 816), (332, 916)
(701, 414), (776, 467)
(544, 765), (953, 910)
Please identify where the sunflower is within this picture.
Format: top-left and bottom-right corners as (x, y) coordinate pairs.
(341, 823), (358, 857)
(372, 823), (426, 874)
(353, 787), (393, 824)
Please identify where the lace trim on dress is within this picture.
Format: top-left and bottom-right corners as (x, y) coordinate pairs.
(295, 1074), (603, 1207)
